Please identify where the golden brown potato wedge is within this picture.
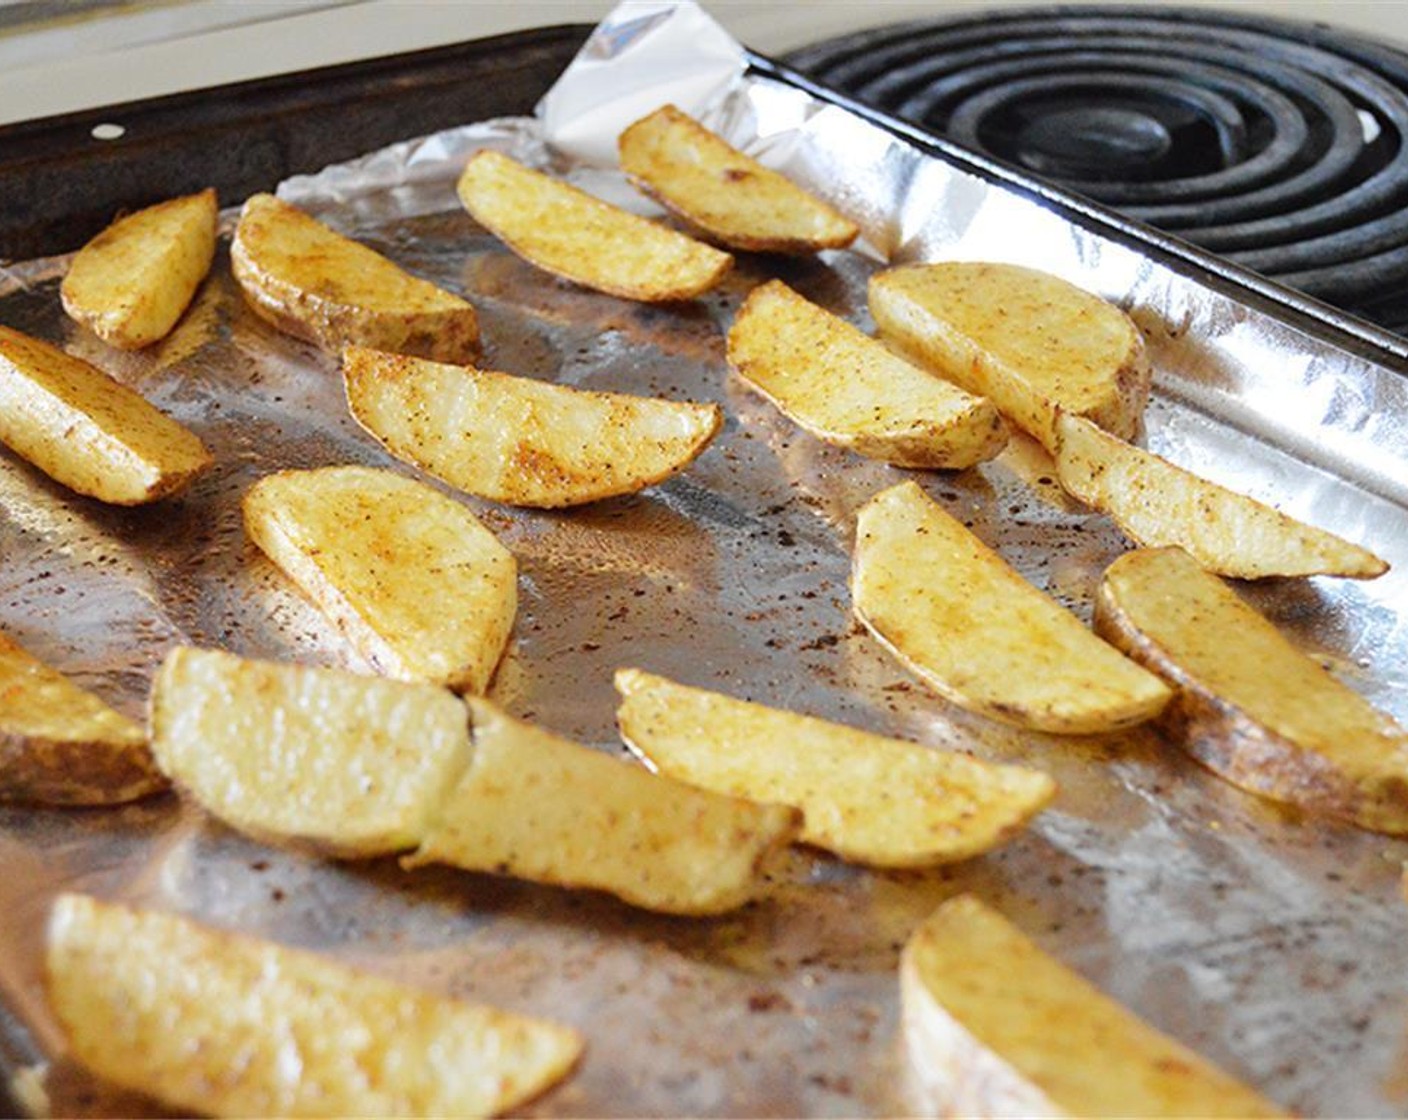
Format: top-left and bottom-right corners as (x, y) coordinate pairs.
(869, 262), (1151, 452)
(0, 632), (164, 806)
(852, 481), (1171, 734)
(1096, 547), (1408, 834)
(1055, 412), (1387, 580)
(456, 149), (732, 301)
(407, 698), (801, 916)
(244, 465), (516, 694)
(618, 104), (858, 254)
(343, 346), (722, 508)
(0, 325), (211, 504)
(61, 189), (218, 350)
(149, 647), (472, 857)
(726, 280), (1007, 469)
(901, 895), (1286, 1118)
(614, 668), (1054, 867)
(47, 893), (582, 1118)
(231, 193), (478, 362)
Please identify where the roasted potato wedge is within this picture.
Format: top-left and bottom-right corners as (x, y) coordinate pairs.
(1055, 412), (1387, 580)
(343, 346), (723, 508)
(1096, 547), (1408, 834)
(852, 481), (1171, 734)
(618, 104), (859, 254)
(0, 324), (211, 504)
(407, 698), (801, 916)
(0, 632), (164, 805)
(61, 189), (218, 350)
(869, 262), (1152, 451)
(47, 893), (582, 1118)
(231, 193), (479, 362)
(244, 465), (516, 694)
(902, 895), (1285, 1118)
(456, 149), (732, 301)
(149, 647), (472, 857)
(615, 668), (1054, 867)
(726, 280), (1008, 469)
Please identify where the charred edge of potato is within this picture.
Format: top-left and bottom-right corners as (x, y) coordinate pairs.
(0, 730), (167, 807)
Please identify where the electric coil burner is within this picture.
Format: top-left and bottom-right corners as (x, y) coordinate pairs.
(786, 5), (1408, 334)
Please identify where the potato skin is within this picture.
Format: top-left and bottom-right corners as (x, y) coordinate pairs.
(231, 193), (479, 362)
(1095, 547), (1408, 835)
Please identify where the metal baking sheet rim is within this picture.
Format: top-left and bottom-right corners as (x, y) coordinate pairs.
(0, 16), (1405, 1120)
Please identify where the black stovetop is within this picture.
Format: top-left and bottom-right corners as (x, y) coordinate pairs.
(787, 5), (1408, 334)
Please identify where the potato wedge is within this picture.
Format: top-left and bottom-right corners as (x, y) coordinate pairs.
(901, 895), (1285, 1118)
(0, 633), (164, 806)
(726, 280), (1008, 469)
(0, 325), (211, 504)
(407, 698), (801, 916)
(343, 346), (722, 508)
(47, 893), (581, 1118)
(1055, 412), (1387, 580)
(60, 189), (218, 350)
(869, 262), (1151, 451)
(231, 193), (479, 362)
(456, 150), (732, 301)
(618, 104), (859, 254)
(149, 647), (472, 857)
(852, 481), (1171, 733)
(1096, 547), (1408, 834)
(614, 668), (1054, 867)
(244, 466), (516, 694)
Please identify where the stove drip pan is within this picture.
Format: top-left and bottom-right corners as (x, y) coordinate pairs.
(787, 5), (1408, 330)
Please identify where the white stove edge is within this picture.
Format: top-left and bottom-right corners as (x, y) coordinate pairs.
(2, 0), (1407, 130)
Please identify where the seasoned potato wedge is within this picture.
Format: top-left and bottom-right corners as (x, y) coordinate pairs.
(902, 895), (1285, 1117)
(343, 346), (722, 508)
(1055, 412), (1387, 580)
(1096, 547), (1408, 834)
(456, 150), (732, 301)
(618, 104), (858, 254)
(61, 189), (217, 350)
(231, 193), (478, 362)
(869, 262), (1152, 451)
(0, 325), (211, 504)
(47, 893), (582, 1118)
(149, 647), (472, 857)
(852, 481), (1171, 734)
(727, 280), (1007, 469)
(407, 698), (801, 916)
(0, 633), (164, 806)
(615, 668), (1054, 867)
(244, 466), (516, 694)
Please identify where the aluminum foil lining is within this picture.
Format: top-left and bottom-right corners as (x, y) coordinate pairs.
(2, 2), (1408, 1115)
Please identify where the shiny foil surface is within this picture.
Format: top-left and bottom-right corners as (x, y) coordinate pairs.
(2, 10), (1408, 1117)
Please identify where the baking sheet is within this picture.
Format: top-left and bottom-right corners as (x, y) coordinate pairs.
(3, 2), (1408, 1115)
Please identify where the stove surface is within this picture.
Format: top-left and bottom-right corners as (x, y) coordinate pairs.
(788, 4), (1408, 335)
